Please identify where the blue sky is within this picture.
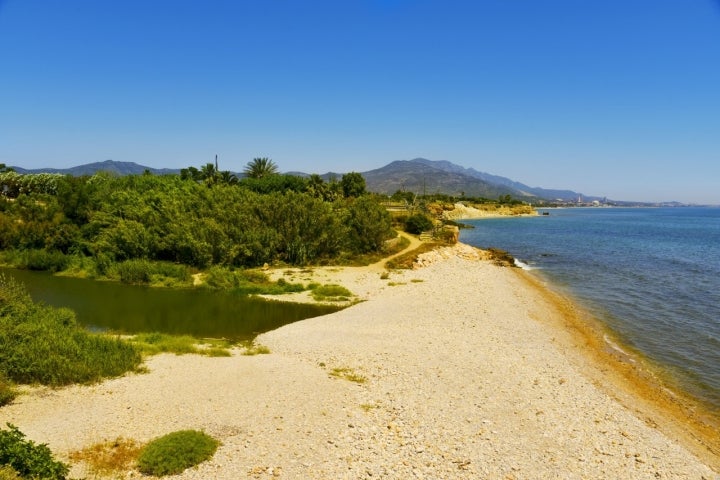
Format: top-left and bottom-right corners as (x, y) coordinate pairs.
(1, 0), (719, 203)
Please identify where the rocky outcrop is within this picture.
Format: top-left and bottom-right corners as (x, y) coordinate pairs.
(441, 202), (537, 220)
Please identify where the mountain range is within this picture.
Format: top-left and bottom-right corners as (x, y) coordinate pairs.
(11, 158), (598, 202)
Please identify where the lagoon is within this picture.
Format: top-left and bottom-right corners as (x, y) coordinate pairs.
(0, 267), (340, 341)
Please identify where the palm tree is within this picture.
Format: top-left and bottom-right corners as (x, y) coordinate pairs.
(218, 170), (239, 185)
(243, 157), (278, 179)
(200, 163), (218, 186)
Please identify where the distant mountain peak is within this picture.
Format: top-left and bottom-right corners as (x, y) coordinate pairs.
(10, 157), (598, 202)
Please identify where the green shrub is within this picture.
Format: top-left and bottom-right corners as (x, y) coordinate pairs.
(115, 259), (153, 284)
(203, 265), (239, 290)
(0, 423), (69, 480)
(0, 274), (143, 386)
(137, 430), (219, 476)
(404, 214), (434, 234)
(22, 249), (69, 272)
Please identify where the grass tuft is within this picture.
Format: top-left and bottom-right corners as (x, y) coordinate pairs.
(69, 437), (141, 476)
(137, 430), (219, 477)
(0, 465), (21, 480)
(241, 341), (271, 356)
(311, 284), (353, 302)
(329, 367), (367, 384)
(129, 333), (233, 357)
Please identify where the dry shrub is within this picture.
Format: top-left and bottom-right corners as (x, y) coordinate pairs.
(69, 437), (142, 475)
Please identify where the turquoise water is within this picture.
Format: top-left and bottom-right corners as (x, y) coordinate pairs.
(460, 207), (720, 412)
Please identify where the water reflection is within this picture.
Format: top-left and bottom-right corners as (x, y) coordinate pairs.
(1, 267), (340, 341)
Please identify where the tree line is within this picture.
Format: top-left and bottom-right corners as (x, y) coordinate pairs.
(0, 160), (394, 274)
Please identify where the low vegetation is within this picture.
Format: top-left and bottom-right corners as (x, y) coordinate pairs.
(240, 341), (271, 356)
(0, 274), (143, 386)
(329, 367), (367, 384)
(0, 424), (69, 480)
(137, 430), (219, 476)
(69, 437), (142, 477)
(129, 333), (233, 357)
(310, 284), (353, 302)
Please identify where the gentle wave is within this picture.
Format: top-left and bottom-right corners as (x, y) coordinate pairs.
(461, 207), (720, 411)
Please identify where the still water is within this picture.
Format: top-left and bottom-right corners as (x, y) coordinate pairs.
(1, 267), (340, 341)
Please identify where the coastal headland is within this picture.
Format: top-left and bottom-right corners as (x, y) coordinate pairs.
(1, 243), (717, 478)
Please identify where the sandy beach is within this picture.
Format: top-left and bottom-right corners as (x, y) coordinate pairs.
(1, 243), (717, 479)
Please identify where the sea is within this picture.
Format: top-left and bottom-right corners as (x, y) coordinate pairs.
(460, 206), (720, 414)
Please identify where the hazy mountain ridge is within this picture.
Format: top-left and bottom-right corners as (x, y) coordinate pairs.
(11, 158), (595, 202)
(12, 159), (181, 176)
(406, 158), (589, 201)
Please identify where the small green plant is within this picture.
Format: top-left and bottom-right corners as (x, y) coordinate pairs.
(329, 367), (367, 384)
(137, 430), (219, 476)
(311, 284), (353, 302)
(380, 271), (389, 280)
(411, 278), (424, 283)
(0, 423), (69, 480)
(360, 403), (379, 412)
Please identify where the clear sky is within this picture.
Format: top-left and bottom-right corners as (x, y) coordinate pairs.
(1, 1), (719, 204)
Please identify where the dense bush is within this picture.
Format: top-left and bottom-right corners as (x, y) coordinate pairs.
(0, 274), (142, 386)
(114, 258), (153, 284)
(137, 430), (219, 476)
(404, 213), (434, 234)
(21, 249), (70, 272)
(345, 196), (394, 253)
(0, 424), (69, 480)
(0, 171), (397, 275)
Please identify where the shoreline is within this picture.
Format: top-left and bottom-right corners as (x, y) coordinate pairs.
(1, 244), (717, 478)
(515, 268), (720, 471)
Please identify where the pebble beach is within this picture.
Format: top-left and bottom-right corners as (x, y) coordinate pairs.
(1, 244), (717, 479)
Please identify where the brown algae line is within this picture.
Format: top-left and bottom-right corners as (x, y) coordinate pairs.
(514, 268), (720, 471)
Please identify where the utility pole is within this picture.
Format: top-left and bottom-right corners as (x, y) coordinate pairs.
(215, 154), (218, 171)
